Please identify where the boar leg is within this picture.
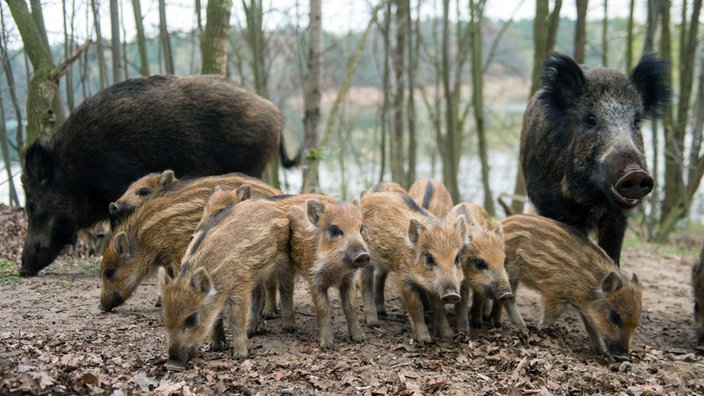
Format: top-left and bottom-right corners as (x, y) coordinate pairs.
(578, 312), (607, 355)
(361, 265), (380, 327)
(430, 295), (454, 339)
(469, 291), (487, 329)
(339, 276), (365, 343)
(278, 269), (297, 334)
(398, 280), (431, 343)
(262, 278), (279, 319)
(503, 299), (526, 328)
(247, 285), (264, 338)
(209, 315), (227, 352)
(374, 269), (389, 317)
(455, 281), (470, 333)
(229, 289), (251, 360)
(597, 212), (627, 266)
(308, 282), (335, 350)
(539, 297), (565, 329)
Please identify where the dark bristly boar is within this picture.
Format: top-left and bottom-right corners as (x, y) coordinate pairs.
(360, 191), (466, 343)
(408, 178), (454, 218)
(497, 214), (643, 360)
(287, 198), (370, 349)
(109, 169), (178, 223)
(693, 243), (704, 347)
(99, 173), (282, 312)
(445, 202), (513, 332)
(520, 52), (670, 265)
(21, 74), (300, 276)
(160, 198), (290, 366)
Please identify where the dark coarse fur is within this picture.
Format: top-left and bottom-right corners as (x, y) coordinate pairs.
(694, 242), (704, 346)
(21, 75), (300, 276)
(520, 52), (671, 265)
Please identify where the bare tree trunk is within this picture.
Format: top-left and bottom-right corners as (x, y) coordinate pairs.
(378, 1), (391, 183)
(110, 0), (124, 83)
(0, 90), (19, 206)
(201, 0), (233, 75)
(601, 0), (608, 66)
(0, 7), (24, 155)
(62, 0), (75, 111)
(574, 0), (587, 64)
(159, 0), (175, 74)
(301, 0), (322, 193)
(132, 0), (150, 76)
(91, 0), (108, 89)
(405, 0), (419, 187)
(391, 0), (407, 186)
(626, 0), (635, 70)
(441, 0), (459, 201)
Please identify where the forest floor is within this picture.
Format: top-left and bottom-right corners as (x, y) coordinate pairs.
(1, 204), (704, 395)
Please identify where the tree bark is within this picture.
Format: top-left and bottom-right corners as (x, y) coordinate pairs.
(441, 0), (459, 202)
(377, 1), (391, 183)
(159, 0), (175, 74)
(405, 0), (419, 187)
(110, 0), (124, 83)
(574, 0), (587, 64)
(626, 0), (635, 70)
(601, 0), (608, 66)
(301, 0), (322, 193)
(0, 8), (24, 154)
(0, 87), (19, 206)
(391, 0), (407, 186)
(132, 0), (150, 76)
(201, 0), (232, 75)
(91, 0), (108, 89)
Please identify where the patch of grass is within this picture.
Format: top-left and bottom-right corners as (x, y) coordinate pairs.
(0, 258), (21, 282)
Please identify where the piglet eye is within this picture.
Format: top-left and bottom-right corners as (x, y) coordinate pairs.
(184, 314), (197, 328)
(328, 225), (343, 238)
(454, 253), (463, 267)
(137, 187), (151, 197)
(425, 254), (436, 269)
(104, 268), (116, 280)
(473, 259), (488, 271)
(608, 309), (622, 327)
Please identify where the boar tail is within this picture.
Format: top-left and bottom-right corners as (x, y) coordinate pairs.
(279, 133), (302, 168)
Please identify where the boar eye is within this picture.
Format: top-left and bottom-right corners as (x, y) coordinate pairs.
(473, 259), (488, 271)
(184, 314), (197, 328)
(608, 309), (622, 326)
(586, 115), (598, 129)
(632, 117), (641, 129)
(454, 253), (463, 267)
(425, 254), (437, 269)
(104, 268), (115, 280)
(137, 187), (151, 197)
(328, 225), (343, 238)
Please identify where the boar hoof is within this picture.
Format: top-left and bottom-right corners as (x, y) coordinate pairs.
(165, 361), (187, 371)
(209, 340), (226, 352)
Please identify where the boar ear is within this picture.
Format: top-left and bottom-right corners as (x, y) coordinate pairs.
(407, 219), (425, 245)
(307, 200), (325, 225)
(158, 266), (174, 287)
(538, 52), (586, 120)
(601, 271), (623, 293)
(493, 222), (504, 238)
(236, 184), (252, 202)
(113, 231), (132, 259)
(108, 202), (119, 217)
(454, 216), (467, 240)
(160, 170), (176, 186)
(352, 198), (360, 208)
(190, 267), (214, 296)
(24, 142), (54, 186)
(630, 52), (671, 119)
(630, 273), (640, 286)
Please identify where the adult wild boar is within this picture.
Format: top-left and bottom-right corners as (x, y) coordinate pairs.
(520, 52), (670, 265)
(21, 74), (299, 276)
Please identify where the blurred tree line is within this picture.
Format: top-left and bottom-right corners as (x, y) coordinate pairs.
(0, 0), (702, 243)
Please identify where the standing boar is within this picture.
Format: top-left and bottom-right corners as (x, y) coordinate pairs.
(286, 197), (370, 349)
(693, 243), (704, 347)
(408, 178), (454, 218)
(445, 202), (513, 332)
(99, 173), (281, 312)
(109, 169), (178, 223)
(360, 191), (466, 343)
(497, 214), (643, 359)
(160, 198), (290, 366)
(520, 52), (670, 265)
(21, 74), (300, 276)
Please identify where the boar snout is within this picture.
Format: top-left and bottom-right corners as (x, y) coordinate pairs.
(497, 290), (514, 302)
(605, 338), (630, 361)
(352, 251), (371, 268)
(440, 288), (461, 305)
(166, 345), (196, 370)
(613, 165), (653, 205)
(99, 292), (125, 312)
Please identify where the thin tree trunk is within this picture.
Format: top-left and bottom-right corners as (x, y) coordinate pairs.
(405, 0), (419, 187)
(62, 0), (75, 111)
(0, 8), (24, 155)
(391, 0), (407, 186)
(378, 1), (391, 183)
(574, 0), (587, 64)
(159, 0), (175, 74)
(659, 0), (678, 225)
(301, 0), (322, 193)
(626, 0), (635, 70)
(0, 90), (19, 206)
(91, 0), (108, 89)
(201, 0), (233, 75)
(110, 0), (124, 83)
(132, 0), (150, 76)
(441, 0), (459, 201)
(601, 0), (608, 66)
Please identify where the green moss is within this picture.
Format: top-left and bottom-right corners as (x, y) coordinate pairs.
(0, 259), (21, 282)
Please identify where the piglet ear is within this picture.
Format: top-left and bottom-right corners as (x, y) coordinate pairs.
(601, 271), (623, 293)
(307, 200), (324, 225)
(236, 184), (252, 202)
(24, 142), (54, 186)
(630, 273), (640, 286)
(630, 52), (671, 119)
(538, 51), (586, 120)
(190, 267), (213, 296)
(159, 266), (174, 287)
(407, 219), (425, 245)
(160, 169), (177, 186)
(493, 222), (504, 238)
(454, 216), (467, 241)
(113, 231), (132, 259)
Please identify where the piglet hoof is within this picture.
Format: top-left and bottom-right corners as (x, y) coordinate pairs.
(209, 340), (226, 352)
(282, 326), (297, 334)
(365, 319), (380, 328)
(165, 361), (187, 372)
(414, 332), (432, 345)
(350, 333), (366, 343)
(231, 347), (249, 360)
(319, 340), (335, 350)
